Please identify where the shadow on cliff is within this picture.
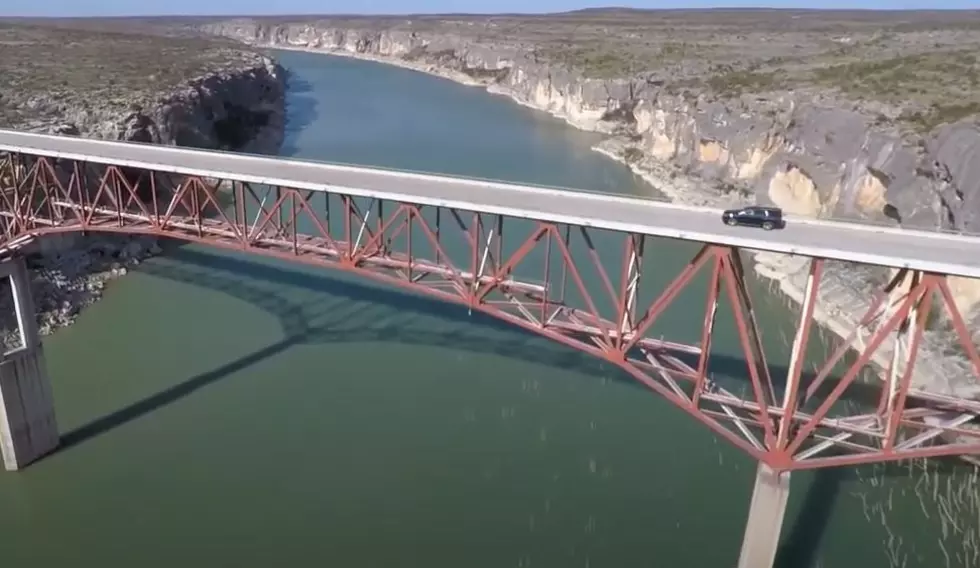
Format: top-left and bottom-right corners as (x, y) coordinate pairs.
(279, 74), (320, 157)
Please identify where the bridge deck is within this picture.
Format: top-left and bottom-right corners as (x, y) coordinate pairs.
(1, 128), (978, 278)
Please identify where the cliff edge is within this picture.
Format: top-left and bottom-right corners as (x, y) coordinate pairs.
(0, 20), (287, 336)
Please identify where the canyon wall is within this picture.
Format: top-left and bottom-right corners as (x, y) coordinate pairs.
(2, 45), (287, 336)
(205, 19), (980, 398)
(48, 57), (286, 154)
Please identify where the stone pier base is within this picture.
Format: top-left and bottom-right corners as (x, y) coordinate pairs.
(0, 345), (58, 470)
(737, 463), (791, 568)
(0, 257), (59, 471)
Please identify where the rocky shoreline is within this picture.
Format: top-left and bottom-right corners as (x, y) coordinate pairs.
(205, 20), (980, 401)
(0, 22), (288, 345)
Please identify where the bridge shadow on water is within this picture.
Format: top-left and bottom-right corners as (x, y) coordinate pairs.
(57, 246), (967, 567)
(61, 245), (860, 445)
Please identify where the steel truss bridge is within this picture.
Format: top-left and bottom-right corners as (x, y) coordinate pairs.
(1, 129), (979, 567)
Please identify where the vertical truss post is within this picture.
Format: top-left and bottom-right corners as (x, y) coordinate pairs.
(110, 166), (124, 227)
(434, 208), (442, 265)
(477, 221), (494, 283)
(0, 155), (13, 240)
(721, 248), (776, 447)
(290, 191), (299, 255)
(495, 214), (504, 275)
(615, 234), (644, 344)
(234, 181), (247, 246)
(540, 227), (554, 325)
(273, 186), (283, 237)
(775, 258), (823, 453)
(376, 199), (384, 251)
(556, 226), (570, 307)
(353, 199), (371, 253)
(323, 188), (331, 240)
(883, 272), (921, 412)
(406, 206), (414, 281)
(0, 154), (11, 190)
(692, 252), (722, 407)
(882, 273), (931, 451)
(343, 195), (353, 261)
(469, 212), (481, 313)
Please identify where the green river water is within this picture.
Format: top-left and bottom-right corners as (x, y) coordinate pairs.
(0, 49), (977, 568)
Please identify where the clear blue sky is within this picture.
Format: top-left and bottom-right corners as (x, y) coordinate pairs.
(4, 1), (978, 18)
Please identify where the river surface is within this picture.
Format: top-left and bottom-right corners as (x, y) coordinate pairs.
(0, 49), (977, 568)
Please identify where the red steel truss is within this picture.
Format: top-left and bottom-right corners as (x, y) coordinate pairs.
(2, 151), (980, 471)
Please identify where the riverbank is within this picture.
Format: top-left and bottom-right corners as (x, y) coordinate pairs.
(0, 21), (287, 342)
(219, 35), (979, 403)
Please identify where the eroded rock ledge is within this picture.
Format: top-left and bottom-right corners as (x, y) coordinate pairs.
(206, 17), (980, 398)
(0, 22), (287, 337)
(22, 61), (285, 336)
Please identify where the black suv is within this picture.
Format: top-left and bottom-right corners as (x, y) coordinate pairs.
(721, 206), (784, 231)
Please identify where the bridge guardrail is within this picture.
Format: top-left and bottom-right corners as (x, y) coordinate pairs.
(211, 147), (980, 242)
(276, 154), (980, 244)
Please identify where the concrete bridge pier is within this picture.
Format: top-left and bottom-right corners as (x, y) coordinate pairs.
(0, 256), (59, 471)
(737, 463), (791, 568)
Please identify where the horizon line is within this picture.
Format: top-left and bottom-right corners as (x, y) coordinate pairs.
(4, 7), (980, 20)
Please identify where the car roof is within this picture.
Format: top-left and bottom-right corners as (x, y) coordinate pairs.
(740, 205), (782, 213)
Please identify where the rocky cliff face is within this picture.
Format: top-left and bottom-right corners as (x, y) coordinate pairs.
(0, 22), (287, 338)
(205, 17), (980, 398)
(31, 57), (285, 155)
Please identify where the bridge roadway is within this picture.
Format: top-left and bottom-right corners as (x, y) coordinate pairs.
(1, 128), (979, 279)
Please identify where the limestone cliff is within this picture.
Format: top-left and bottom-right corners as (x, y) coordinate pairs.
(204, 18), (980, 398)
(1, 25), (287, 336)
(29, 56), (285, 156)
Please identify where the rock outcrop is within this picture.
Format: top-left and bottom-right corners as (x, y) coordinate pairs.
(0, 22), (287, 339)
(14, 57), (285, 155)
(205, 16), (980, 398)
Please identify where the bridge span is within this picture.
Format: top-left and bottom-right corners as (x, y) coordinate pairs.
(1, 128), (979, 568)
(2, 128), (980, 278)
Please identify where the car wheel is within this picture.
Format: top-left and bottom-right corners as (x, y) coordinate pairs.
(762, 221), (774, 231)
(726, 218), (737, 226)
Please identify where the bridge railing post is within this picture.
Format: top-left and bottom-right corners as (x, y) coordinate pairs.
(0, 256), (59, 471)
